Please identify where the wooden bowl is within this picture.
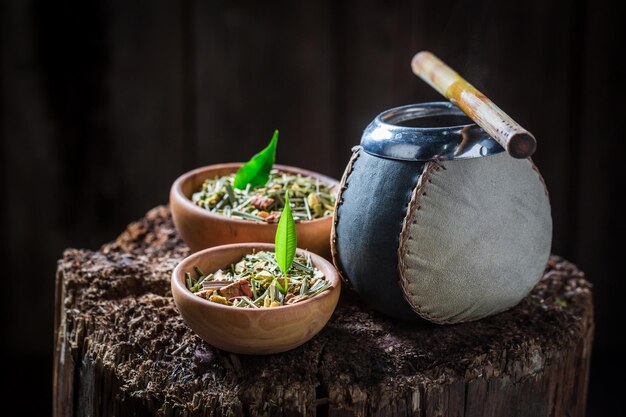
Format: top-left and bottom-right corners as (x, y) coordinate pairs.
(171, 243), (341, 354)
(170, 163), (339, 258)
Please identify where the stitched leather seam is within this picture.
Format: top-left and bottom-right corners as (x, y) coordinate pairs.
(398, 157), (549, 325)
(397, 161), (449, 323)
(330, 146), (362, 288)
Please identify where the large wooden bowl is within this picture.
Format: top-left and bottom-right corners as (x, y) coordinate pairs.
(170, 163), (339, 258)
(171, 243), (341, 354)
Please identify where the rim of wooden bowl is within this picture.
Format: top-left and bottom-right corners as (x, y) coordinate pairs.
(170, 163), (339, 227)
(172, 242), (341, 313)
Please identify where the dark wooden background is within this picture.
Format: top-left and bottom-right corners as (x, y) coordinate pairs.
(1, 0), (624, 415)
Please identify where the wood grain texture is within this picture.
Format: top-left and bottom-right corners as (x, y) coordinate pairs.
(574, 1), (626, 411)
(54, 207), (593, 417)
(189, 1), (338, 175)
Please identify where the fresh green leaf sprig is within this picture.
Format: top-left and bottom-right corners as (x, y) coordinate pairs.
(192, 129), (337, 222)
(185, 194), (329, 309)
(274, 193), (297, 294)
(233, 130), (278, 189)
(185, 250), (329, 308)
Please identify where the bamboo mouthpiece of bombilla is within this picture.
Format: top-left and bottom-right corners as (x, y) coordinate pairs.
(411, 51), (537, 158)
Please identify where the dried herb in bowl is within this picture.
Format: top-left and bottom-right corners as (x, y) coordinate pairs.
(185, 251), (331, 308)
(191, 170), (336, 222)
(191, 130), (336, 222)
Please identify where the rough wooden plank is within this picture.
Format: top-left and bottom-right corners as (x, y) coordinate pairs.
(1, 0), (62, 356)
(106, 0), (186, 220)
(54, 206), (593, 416)
(190, 0), (337, 176)
(576, 0), (625, 335)
(575, 0), (625, 414)
(0, 0), (11, 361)
(331, 0), (409, 176)
(2, 0), (189, 359)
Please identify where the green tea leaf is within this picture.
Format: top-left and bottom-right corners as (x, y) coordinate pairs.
(233, 130), (278, 189)
(275, 192), (297, 278)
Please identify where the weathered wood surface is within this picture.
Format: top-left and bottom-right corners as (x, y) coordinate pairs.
(54, 207), (593, 417)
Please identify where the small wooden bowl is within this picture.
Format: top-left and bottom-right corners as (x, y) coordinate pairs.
(170, 163), (339, 258)
(171, 243), (341, 354)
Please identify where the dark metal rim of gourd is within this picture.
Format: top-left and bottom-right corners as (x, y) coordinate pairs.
(360, 102), (505, 162)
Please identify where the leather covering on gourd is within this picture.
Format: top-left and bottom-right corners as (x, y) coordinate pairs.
(331, 147), (552, 324)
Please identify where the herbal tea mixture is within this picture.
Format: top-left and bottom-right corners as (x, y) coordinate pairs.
(191, 170), (336, 222)
(185, 251), (331, 308)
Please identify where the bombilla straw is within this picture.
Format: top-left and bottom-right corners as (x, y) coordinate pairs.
(412, 51), (537, 158)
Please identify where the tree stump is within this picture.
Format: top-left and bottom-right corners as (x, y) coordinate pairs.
(53, 207), (593, 417)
